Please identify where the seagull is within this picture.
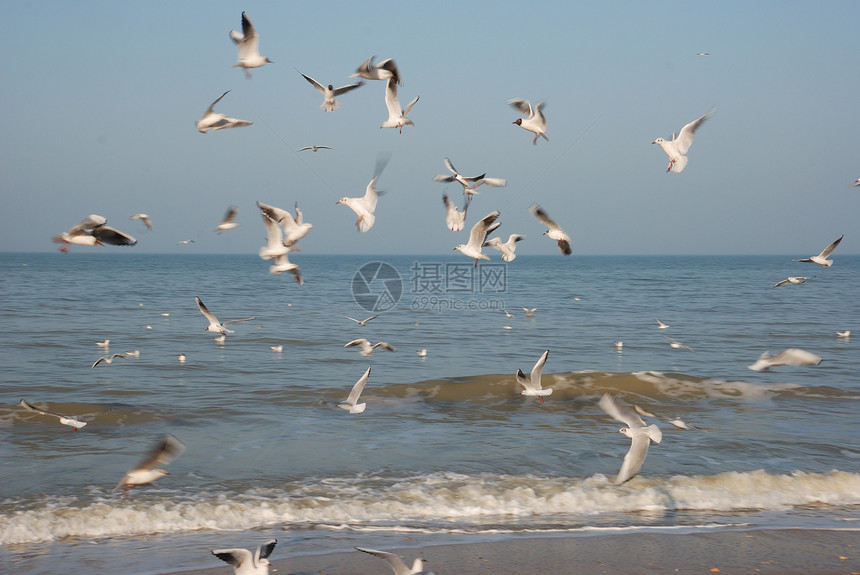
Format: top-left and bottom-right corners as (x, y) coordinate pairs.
(509, 99), (548, 144)
(434, 158), (506, 199)
(656, 319), (670, 329)
(484, 234), (525, 262)
(344, 338), (396, 357)
(178, 353), (187, 363)
(381, 78), (419, 132)
(652, 109), (714, 172)
(529, 204), (571, 255)
(350, 56), (402, 85)
(96, 339), (110, 348)
(794, 234), (844, 267)
(598, 393), (662, 485)
(522, 307), (537, 317)
(516, 350), (552, 403)
(177, 239), (195, 245)
(92, 353), (129, 368)
(195, 296), (255, 335)
(454, 210), (501, 268)
(113, 434), (186, 493)
(215, 206), (240, 233)
(773, 276), (812, 287)
(442, 193), (468, 231)
(837, 330), (851, 338)
(53, 215), (137, 251)
(696, 52), (710, 56)
(129, 213), (153, 231)
(19, 399), (87, 431)
(614, 341), (623, 350)
(634, 404), (705, 431)
(747, 348), (822, 372)
(212, 540), (278, 575)
(338, 366), (371, 414)
(502, 309), (514, 318)
(298, 145), (332, 152)
(257, 213), (290, 260)
(125, 350), (140, 357)
(196, 91), (253, 133)
(417, 349), (428, 357)
(665, 336), (693, 352)
(256, 201), (313, 248)
(355, 547), (428, 575)
(299, 71), (364, 111)
(345, 315), (378, 326)
(269, 251), (303, 285)
(337, 156), (389, 232)
(270, 345), (283, 352)
(854, 178), (860, 186)
(229, 12), (272, 78)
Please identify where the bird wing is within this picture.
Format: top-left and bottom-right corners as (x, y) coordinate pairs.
(204, 91), (230, 116)
(222, 316), (255, 327)
(508, 98), (533, 117)
(529, 204), (560, 231)
(195, 297), (221, 326)
(92, 226), (137, 246)
(19, 399), (63, 419)
(770, 348), (822, 367)
(403, 95), (419, 117)
(344, 338), (370, 349)
(257, 539), (278, 561)
(212, 548), (252, 569)
(363, 155), (390, 211)
(136, 434), (186, 471)
(346, 367), (371, 405)
(615, 431), (651, 485)
(69, 215), (108, 235)
(355, 547), (411, 575)
(261, 213), (284, 248)
(675, 109), (713, 155)
(384, 78), (402, 118)
(530, 350), (549, 385)
(300, 72), (325, 93)
(817, 234), (844, 258)
(472, 177), (507, 189)
(236, 12), (260, 59)
(220, 206), (239, 225)
(773, 278), (790, 287)
(373, 342), (396, 352)
(377, 58), (402, 84)
(467, 211), (501, 250)
(257, 201), (296, 227)
(444, 157), (460, 176)
(333, 81), (365, 95)
(599, 393), (646, 428)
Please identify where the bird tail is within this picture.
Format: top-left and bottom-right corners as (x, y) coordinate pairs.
(671, 155), (689, 173)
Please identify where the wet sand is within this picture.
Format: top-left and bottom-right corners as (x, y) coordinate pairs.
(177, 529), (859, 575)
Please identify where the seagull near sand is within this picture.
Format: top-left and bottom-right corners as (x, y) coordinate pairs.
(453, 210), (501, 268)
(350, 55), (402, 85)
(529, 204), (571, 255)
(344, 338), (396, 357)
(355, 547), (428, 575)
(113, 434), (186, 494)
(509, 98), (548, 145)
(129, 213), (153, 231)
(298, 145), (331, 152)
(794, 234), (844, 267)
(442, 193), (468, 231)
(215, 206), (240, 233)
(652, 109), (714, 173)
(598, 393), (662, 485)
(299, 71), (364, 111)
(213, 540), (278, 575)
(516, 349), (552, 403)
(256, 201), (313, 249)
(229, 12), (272, 78)
(337, 155), (389, 232)
(92, 353), (129, 368)
(53, 215), (137, 251)
(381, 78), (419, 132)
(19, 399), (88, 431)
(345, 315), (378, 326)
(773, 276), (812, 287)
(195, 296), (255, 335)
(338, 366), (371, 414)
(484, 233), (525, 262)
(434, 157), (506, 199)
(747, 348), (822, 372)
(196, 91), (253, 133)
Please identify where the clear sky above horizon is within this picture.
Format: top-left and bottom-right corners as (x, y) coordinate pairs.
(2, 1), (858, 256)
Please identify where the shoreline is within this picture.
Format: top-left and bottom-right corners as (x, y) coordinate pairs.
(172, 529), (860, 575)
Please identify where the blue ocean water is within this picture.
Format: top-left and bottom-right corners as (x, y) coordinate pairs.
(0, 252), (858, 575)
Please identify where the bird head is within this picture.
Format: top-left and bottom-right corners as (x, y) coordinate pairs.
(513, 119), (523, 126)
(617, 427), (633, 438)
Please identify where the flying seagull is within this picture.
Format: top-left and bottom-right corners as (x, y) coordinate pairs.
(442, 193), (468, 231)
(381, 78), (419, 132)
(345, 315), (378, 326)
(350, 55), (402, 85)
(256, 201), (313, 249)
(747, 348), (822, 372)
(773, 276), (812, 287)
(299, 71), (364, 111)
(215, 206), (240, 233)
(113, 434), (186, 494)
(257, 212), (291, 261)
(516, 350), (552, 403)
(634, 404), (705, 431)
(434, 157), (506, 199)
(598, 393), (662, 485)
(656, 319), (670, 329)
(665, 336), (693, 352)
(484, 233), (525, 262)
(453, 210), (501, 267)
(337, 156), (389, 232)
(652, 109), (714, 172)
(19, 399), (87, 431)
(92, 353), (130, 368)
(794, 234), (844, 267)
(355, 547), (428, 575)
(195, 296), (255, 335)
(53, 215), (137, 251)
(529, 204), (571, 255)
(509, 98), (548, 144)
(229, 12), (272, 78)
(129, 213), (153, 231)
(298, 145), (331, 152)
(212, 540), (278, 575)
(269, 251), (303, 285)
(338, 367), (371, 414)
(196, 91), (252, 134)
(344, 338), (396, 357)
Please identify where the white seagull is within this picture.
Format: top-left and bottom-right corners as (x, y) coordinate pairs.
(256, 201), (313, 248)
(773, 276), (812, 287)
(509, 98), (548, 144)
(350, 56), (402, 85)
(19, 399), (88, 431)
(484, 234), (525, 262)
(338, 367), (371, 414)
(442, 193), (468, 231)
(215, 206), (240, 233)
(529, 204), (571, 255)
(516, 350), (552, 403)
(196, 91), (253, 133)
(381, 78), (419, 132)
(129, 213), (153, 231)
(92, 353), (129, 368)
(113, 434), (186, 493)
(355, 547), (427, 575)
(96, 339), (110, 348)
(837, 330), (851, 338)
(795, 234), (844, 267)
(747, 348), (822, 372)
(656, 319), (670, 329)
(434, 158), (506, 199)
(195, 296), (255, 335)
(299, 71), (364, 111)
(453, 211), (501, 267)
(652, 109), (714, 173)
(598, 393), (662, 485)
(53, 215), (137, 250)
(212, 540), (278, 575)
(665, 336), (693, 352)
(229, 12), (272, 78)
(297, 145), (332, 152)
(344, 338), (396, 357)
(257, 212), (290, 260)
(345, 315), (378, 326)
(269, 251), (303, 285)
(522, 307), (537, 317)
(337, 156), (389, 232)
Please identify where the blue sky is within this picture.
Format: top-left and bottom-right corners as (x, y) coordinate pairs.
(2, 1), (858, 256)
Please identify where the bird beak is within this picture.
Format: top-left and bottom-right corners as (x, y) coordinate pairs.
(651, 140), (658, 145)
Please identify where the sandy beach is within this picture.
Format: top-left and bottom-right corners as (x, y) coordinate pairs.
(176, 530), (859, 575)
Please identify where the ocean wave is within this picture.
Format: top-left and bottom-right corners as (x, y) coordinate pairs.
(3, 469), (859, 544)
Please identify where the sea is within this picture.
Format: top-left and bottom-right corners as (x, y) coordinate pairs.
(1, 252), (858, 575)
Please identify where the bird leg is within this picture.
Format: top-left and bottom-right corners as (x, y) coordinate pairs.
(244, 69), (252, 80)
(538, 397), (544, 404)
(532, 134), (539, 145)
(666, 160), (674, 172)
